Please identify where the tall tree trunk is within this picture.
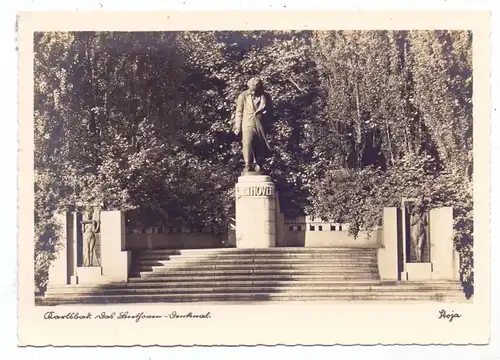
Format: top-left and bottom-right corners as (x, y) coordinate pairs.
(384, 120), (395, 165)
(354, 81), (363, 168)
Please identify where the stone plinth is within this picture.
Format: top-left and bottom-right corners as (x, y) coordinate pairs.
(403, 263), (433, 281)
(429, 207), (460, 280)
(47, 210), (131, 288)
(235, 175), (276, 248)
(75, 266), (103, 285)
(100, 211), (131, 283)
(48, 213), (71, 286)
(377, 207), (400, 281)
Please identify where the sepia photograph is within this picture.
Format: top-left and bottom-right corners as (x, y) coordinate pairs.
(34, 29), (473, 305)
(17, 11), (491, 346)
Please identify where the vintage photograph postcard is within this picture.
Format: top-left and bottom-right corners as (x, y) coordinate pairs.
(17, 10), (491, 346)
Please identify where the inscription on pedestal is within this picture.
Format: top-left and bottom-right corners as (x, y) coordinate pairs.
(235, 177), (276, 248)
(236, 185), (274, 197)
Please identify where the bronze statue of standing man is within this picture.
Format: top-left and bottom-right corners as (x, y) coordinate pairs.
(234, 77), (273, 174)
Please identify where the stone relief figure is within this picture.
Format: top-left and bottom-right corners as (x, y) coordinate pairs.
(409, 204), (429, 263)
(234, 77), (273, 174)
(81, 205), (101, 267)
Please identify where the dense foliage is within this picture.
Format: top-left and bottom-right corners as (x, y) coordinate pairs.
(34, 30), (473, 295)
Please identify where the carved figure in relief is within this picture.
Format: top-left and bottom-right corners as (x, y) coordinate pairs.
(409, 204), (428, 263)
(81, 205), (101, 266)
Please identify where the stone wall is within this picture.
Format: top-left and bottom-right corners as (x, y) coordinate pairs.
(126, 216), (381, 249)
(282, 216), (381, 248)
(125, 226), (225, 250)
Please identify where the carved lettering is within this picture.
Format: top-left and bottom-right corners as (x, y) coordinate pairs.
(239, 185), (273, 197)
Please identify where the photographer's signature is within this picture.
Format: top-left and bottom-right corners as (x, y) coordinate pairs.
(438, 309), (461, 322)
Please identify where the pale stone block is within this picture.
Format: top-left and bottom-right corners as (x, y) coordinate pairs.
(245, 198), (266, 210)
(69, 212), (78, 282)
(48, 212), (70, 286)
(76, 266), (103, 285)
(237, 233), (276, 248)
(429, 207), (459, 280)
(377, 207), (399, 281)
(235, 175), (277, 248)
(249, 210), (276, 223)
(100, 211), (131, 283)
(262, 220), (277, 234)
(403, 263), (433, 281)
(264, 198), (276, 210)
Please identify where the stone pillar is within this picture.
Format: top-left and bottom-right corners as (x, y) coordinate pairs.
(100, 211), (131, 283)
(235, 175), (276, 248)
(430, 207), (460, 280)
(377, 207), (399, 281)
(69, 212), (78, 284)
(48, 212), (71, 286)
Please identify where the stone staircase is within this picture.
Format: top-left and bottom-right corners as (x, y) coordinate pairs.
(43, 247), (467, 304)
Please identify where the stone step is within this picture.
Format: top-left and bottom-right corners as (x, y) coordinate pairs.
(148, 263), (378, 272)
(47, 279), (383, 290)
(129, 274), (381, 282)
(133, 256), (378, 263)
(138, 263), (378, 272)
(45, 287), (465, 298)
(41, 292), (467, 305)
(130, 264), (378, 272)
(135, 275), (381, 283)
(133, 247), (377, 256)
(140, 267), (380, 275)
(45, 283), (464, 295)
(133, 248), (378, 256)
(133, 257), (378, 265)
(48, 279), (461, 290)
(135, 250), (378, 255)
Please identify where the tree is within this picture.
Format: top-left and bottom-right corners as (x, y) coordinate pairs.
(307, 30), (473, 296)
(34, 30), (473, 296)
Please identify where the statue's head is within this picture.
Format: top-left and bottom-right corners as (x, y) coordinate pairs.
(247, 77), (263, 95)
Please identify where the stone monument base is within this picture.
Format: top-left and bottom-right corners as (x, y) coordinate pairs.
(402, 263), (433, 281)
(235, 175), (276, 248)
(75, 266), (103, 285)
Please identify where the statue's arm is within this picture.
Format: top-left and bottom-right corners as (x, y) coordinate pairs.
(234, 93), (244, 133)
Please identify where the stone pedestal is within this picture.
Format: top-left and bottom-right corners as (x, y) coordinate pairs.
(429, 207), (460, 280)
(48, 213), (71, 286)
(75, 266), (103, 285)
(377, 207), (400, 281)
(100, 211), (131, 283)
(235, 175), (276, 248)
(47, 210), (131, 287)
(403, 263), (433, 281)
